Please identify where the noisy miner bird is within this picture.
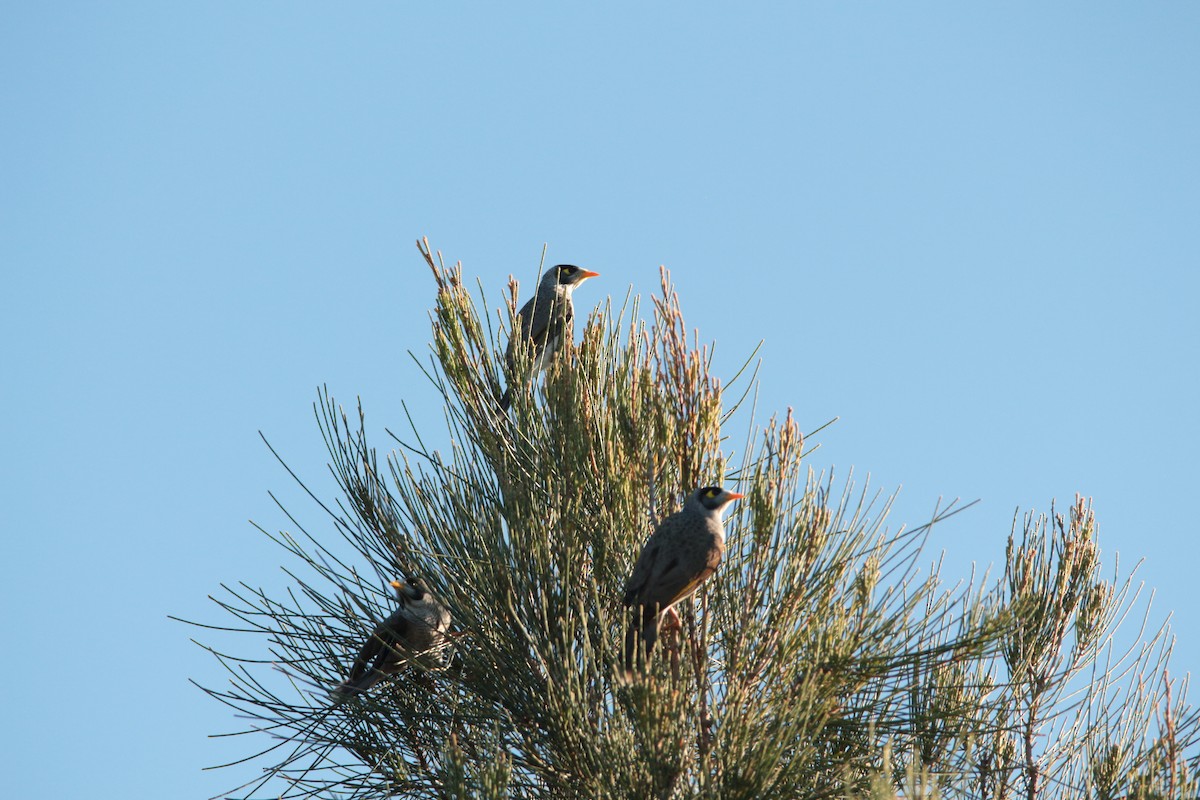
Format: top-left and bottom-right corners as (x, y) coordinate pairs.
(330, 577), (452, 700)
(622, 486), (744, 673)
(498, 264), (600, 410)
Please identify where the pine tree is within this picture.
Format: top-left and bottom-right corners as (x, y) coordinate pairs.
(186, 240), (1200, 799)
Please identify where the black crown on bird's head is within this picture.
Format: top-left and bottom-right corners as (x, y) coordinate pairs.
(547, 264), (600, 287)
(390, 577), (429, 603)
(694, 486), (745, 512)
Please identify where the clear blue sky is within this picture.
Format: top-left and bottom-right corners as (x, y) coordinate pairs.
(2, 3), (1197, 796)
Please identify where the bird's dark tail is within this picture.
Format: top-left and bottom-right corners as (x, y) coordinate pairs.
(623, 606), (659, 675)
(497, 386), (512, 412)
(328, 672), (384, 703)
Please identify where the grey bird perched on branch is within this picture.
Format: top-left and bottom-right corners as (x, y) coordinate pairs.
(623, 486), (744, 674)
(330, 578), (452, 700)
(498, 264), (600, 410)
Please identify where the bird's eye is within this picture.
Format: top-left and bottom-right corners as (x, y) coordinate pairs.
(703, 487), (719, 498)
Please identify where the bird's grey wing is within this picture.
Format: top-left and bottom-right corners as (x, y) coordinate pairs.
(642, 550), (712, 610)
(345, 632), (384, 684)
(506, 297), (539, 366)
(525, 293), (565, 351)
(623, 510), (690, 604)
(347, 609), (411, 682)
(623, 539), (661, 606)
(638, 514), (720, 609)
(656, 559), (718, 609)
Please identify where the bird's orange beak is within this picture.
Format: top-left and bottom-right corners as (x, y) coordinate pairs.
(389, 580), (404, 589)
(580, 269), (600, 279)
(727, 492), (745, 501)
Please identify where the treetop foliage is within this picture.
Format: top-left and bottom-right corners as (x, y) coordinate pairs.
(187, 240), (1200, 799)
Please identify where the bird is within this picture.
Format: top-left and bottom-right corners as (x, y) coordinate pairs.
(498, 264), (600, 410)
(330, 577), (452, 699)
(622, 486), (744, 674)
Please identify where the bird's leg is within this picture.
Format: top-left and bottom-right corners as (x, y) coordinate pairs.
(662, 605), (682, 631)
